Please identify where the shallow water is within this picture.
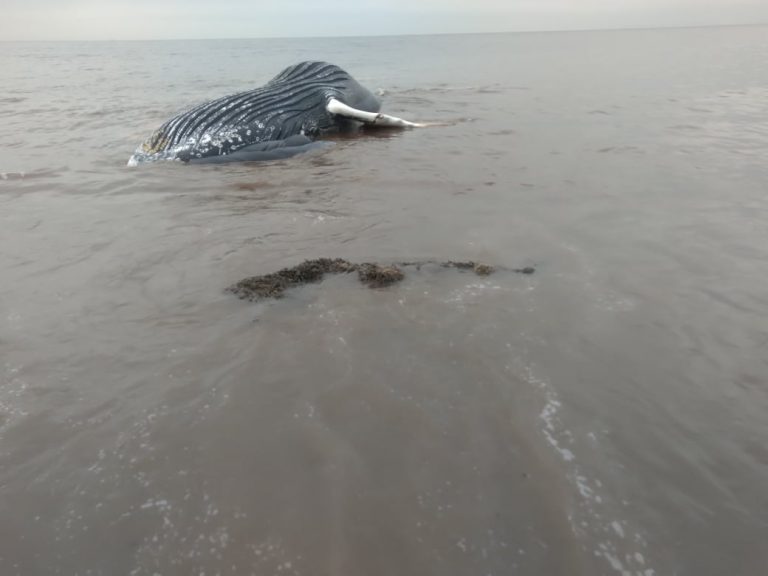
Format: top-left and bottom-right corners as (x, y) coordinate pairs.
(1, 27), (768, 575)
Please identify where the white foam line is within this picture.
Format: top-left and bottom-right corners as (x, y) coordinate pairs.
(518, 361), (655, 576)
(0, 364), (30, 440)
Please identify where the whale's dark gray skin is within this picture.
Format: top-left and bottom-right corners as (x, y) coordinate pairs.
(128, 61), (421, 166)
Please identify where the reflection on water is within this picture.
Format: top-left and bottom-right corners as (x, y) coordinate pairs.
(2, 26), (768, 576)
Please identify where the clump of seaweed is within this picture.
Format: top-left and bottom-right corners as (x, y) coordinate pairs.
(357, 263), (405, 288)
(227, 258), (534, 302)
(441, 261), (496, 276)
(227, 258), (357, 301)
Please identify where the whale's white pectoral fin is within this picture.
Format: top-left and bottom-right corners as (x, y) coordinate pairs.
(326, 98), (379, 122)
(326, 97), (425, 128)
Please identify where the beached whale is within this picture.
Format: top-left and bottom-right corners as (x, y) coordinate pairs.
(128, 61), (423, 166)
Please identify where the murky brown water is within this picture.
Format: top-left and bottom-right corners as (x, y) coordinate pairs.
(2, 28), (768, 575)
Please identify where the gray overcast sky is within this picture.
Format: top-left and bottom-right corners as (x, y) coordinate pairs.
(2, 0), (767, 41)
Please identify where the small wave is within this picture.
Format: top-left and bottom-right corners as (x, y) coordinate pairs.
(388, 84), (507, 95)
(83, 105), (130, 118)
(596, 145), (645, 155)
(412, 117), (476, 127)
(489, 129), (516, 136)
(668, 124), (702, 131)
(390, 95), (434, 106)
(0, 363), (30, 440)
(0, 167), (66, 181)
(442, 281), (503, 308)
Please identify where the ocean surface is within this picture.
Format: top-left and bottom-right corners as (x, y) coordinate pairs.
(1, 26), (768, 576)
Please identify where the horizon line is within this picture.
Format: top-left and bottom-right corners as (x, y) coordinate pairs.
(1, 21), (766, 43)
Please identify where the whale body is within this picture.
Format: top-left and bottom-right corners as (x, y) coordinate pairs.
(128, 61), (420, 166)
